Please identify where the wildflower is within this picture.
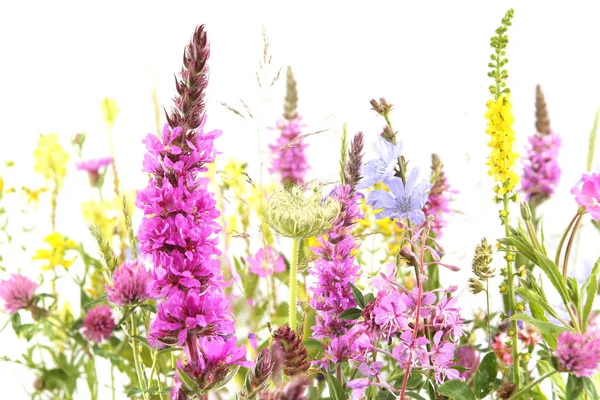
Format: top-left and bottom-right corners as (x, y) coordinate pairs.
(32, 232), (77, 270)
(173, 336), (252, 397)
(485, 94), (520, 196)
(392, 330), (429, 370)
(106, 260), (153, 307)
(422, 154), (454, 237)
(492, 333), (513, 364)
(247, 246), (286, 277)
(22, 187), (47, 207)
(367, 169), (432, 224)
(76, 157), (113, 187)
(269, 67), (309, 186)
(522, 85), (561, 204)
(571, 173), (600, 219)
(357, 135), (403, 189)
(347, 379), (370, 400)
(372, 291), (410, 338)
(263, 185), (340, 239)
(431, 297), (464, 339)
(0, 274), (37, 314)
(82, 305), (116, 344)
(555, 331), (600, 377)
(456, 346), (480, 380)
(33, 133), (69, 185)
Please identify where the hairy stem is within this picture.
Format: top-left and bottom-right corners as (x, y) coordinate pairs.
(289, 238), (300, 329)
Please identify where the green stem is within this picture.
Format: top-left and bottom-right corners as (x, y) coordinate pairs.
(486, 280), (492, 348)
(555, 213), (579, 268)
(149, 349), (166, 400)
(510, 370), (558, 399)
(130, 313), (148, 400)
(110, 363), (115, 400)
(289, 238), (300, 329)
(562, 214), (583, 279)
(503, 194), (520, 388)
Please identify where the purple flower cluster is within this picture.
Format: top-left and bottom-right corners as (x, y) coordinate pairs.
(555, 331), (600, 378)
(76, 157), (113, 187)
(247, 246), (286, 278)
(106, 260), (153, 307)
(269, 117), (309, 185)
(136, 25), (247, 396)
(82, 305), (115, 344)
(422, 155), (454, 237)
(309, 185), (362, 342)
(0, 274), (37, 314)
(138, 121), (237, 349)
(521, 132), (561, 203)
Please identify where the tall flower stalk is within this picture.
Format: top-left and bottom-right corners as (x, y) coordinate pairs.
(136, 25), (247, 398)
(485, 8), (521, 388)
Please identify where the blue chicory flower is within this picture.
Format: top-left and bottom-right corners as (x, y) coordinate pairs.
(366, 168), (431, 224)
(356, 136), (403, 189)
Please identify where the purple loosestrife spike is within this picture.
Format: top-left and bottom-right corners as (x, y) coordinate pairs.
(166, 25), (209, 137)
(344, 131), (365, 190)
(422, 154), (453, 237)
(535, 85), (551, 136)
(106, 259), (153, 307)
(555, 331), (600, 377)
(82, 305), (116, 344)
(0, 274), (37, 314)
(137, 26), (247, 376)
(269, 67), (308, 185)
(272, 326), (310, 377)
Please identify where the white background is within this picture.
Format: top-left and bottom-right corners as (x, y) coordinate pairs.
(1, 1), (600, 398)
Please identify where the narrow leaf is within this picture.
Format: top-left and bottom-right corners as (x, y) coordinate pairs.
(582, 258), (600, 332)
(509, 314), (569, 334)
(339, 308), (362, 320)
(349, 283), (365, 309)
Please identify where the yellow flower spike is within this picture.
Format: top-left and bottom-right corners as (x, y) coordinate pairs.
(33, 134), (69, 185)
(0, 176), (3, 192)
(33, 232), (77, 271)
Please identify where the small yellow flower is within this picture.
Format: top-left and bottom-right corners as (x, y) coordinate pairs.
(33, 232), (77, 270)
(22, 187), (47, 207)
(33, 134), (69, 185)
(101, 98), (120, 129)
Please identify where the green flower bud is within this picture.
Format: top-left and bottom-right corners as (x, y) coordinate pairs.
(263, 185), (340, 239)
(469, 277), (485, 295)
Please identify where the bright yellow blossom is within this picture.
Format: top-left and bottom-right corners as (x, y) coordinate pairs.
(33, 134), (69, 185)
(33, 232), (77, 270)
(22, 187), (47, 207)
(485, 94), (520, 196)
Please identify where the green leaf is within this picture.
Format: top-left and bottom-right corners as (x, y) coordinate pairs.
(176, 366), (200, 393)
(339, 308), (362, 320)
(583, 377), (598, 399)
(364, 293), (375, 305)
(581, 258), (600, 332)
(437, 379), (476, 400)
(566, 375), (584, 399)
(84, 358), (98, 400)
(126, 386), (143, 396)
(537, 360), (564, 395)
(82, 292), (108, 309)
(509, 314), (569, 334)
(529, 300), (557, 349)
(516, 285), (561, 321)
(324, 370), (346, 400)
(473, 352), (497, 399)
(405, 392), (427, 400)
(139, 303), (157, 314)
(349, 283), (365, 309)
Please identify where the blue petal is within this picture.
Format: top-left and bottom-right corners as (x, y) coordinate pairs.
(366, 190), (396, 209)
(407, 210), (426, 225)
(385, 177), (406, 198)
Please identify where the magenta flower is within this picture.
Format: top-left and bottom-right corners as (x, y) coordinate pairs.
(392, 330), (430, 370)
(171, 336), (252, 397)
(247, 246), (285, 278)
(372, 291), (410, 339)
(76, 157), (112, 173)
(422, 154), (454, 237)
(82, 305), (115, 344)
(555, 331), (600, 377)
(106, 260), (153, 307)
(571, 173), (600, 219)
(269, 117), (309, 185)
(0, 274), (37, 314)
(431, 297), (464, 339)
(76, 157), (112, 187)
(347, 378), (370, 400)
(522, 133), (561, 203)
